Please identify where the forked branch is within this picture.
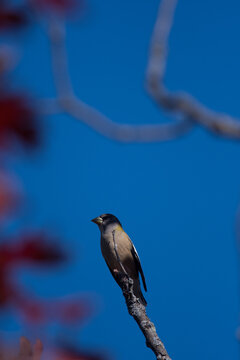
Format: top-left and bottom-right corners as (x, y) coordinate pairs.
(42, 0), (240, 142)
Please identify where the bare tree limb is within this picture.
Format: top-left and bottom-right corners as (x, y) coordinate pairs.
(115, 273), (171, 360)
(42, 0), (240, 142)
(48, 17), (73, 99)
(51, 95), (192, 142)
(146, 0), (240, 139)
(43, 16), (193, 143)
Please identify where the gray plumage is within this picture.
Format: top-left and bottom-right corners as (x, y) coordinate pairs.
(92, 213), (147, 306)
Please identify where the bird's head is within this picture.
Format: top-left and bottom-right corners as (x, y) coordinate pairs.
(91, 213), (122, 231)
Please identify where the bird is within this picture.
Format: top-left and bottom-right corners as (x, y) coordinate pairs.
(91, 213), (147, 306)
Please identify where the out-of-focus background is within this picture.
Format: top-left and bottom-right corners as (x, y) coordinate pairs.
(0, 0), (239, 359)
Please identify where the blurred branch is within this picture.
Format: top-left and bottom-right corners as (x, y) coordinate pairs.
(43, 16), (193, 142)
(42, 0), (240, 142)
(116, 273), (171, 360)
(48, 17), (73, 99)
(146, 0), (240, 139)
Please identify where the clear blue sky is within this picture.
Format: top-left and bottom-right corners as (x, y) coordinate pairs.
(6, 0), (240, 359)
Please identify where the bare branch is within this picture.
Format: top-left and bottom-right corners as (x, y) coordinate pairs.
(48, 18), (73, 99)
(146, 0), (240, 139)
(43, 0), (240, 142)
(116, 273), (171, 360)
(44, 15), (192, 143)
(43, 0), (240, 141)
(55, 95), (192, 142)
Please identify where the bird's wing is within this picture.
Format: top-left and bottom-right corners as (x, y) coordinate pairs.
(131, 244), (147, 292)
(105, 259), (122, 287)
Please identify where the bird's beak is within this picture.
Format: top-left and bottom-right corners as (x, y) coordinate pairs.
(91, 216), (103, 225)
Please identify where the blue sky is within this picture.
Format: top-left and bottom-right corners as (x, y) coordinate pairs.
(4, 0), (240, 359)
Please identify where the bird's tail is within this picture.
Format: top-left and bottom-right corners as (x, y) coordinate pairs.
(133, 279), (147, 306)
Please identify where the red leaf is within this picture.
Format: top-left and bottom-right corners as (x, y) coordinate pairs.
(0, 7), (29, 30)
(18, 298), (47, 323)
(0, 269), (15, 305)
(0, 46), (19, 75)
(0, 233), (66, 268)
(56, 346), (107, 360)
(32, 0), (83, 14)
(0, 172), (21, 218)
(58, 300), (92, 324)
(15, 233), (67, 265)
(0, 95), (39, 149)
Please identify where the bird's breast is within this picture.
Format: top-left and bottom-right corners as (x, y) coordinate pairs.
(100, 230), (137, 278)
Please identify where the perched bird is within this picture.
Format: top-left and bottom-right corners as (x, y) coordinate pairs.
(91, 213), (147, 306)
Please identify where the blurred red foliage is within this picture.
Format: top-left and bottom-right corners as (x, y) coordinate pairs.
(0, 233), (93, 325)
(0, 72), (95, 347)
(0, 46), (19, 75)
(0, 1), (109, 358)
(0, 337), (43, 360)
(0, 6), (29, 30)
(0, 233), (65, 307)
(32, 0), (82, 14)
(0, 172), (21, 219)
(0, 95), (39, 149)
(56, 345), (107, 360)
(0, 233), (66, 268)
(56, 298), (92, 324)
(14, 233), (66, 264)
